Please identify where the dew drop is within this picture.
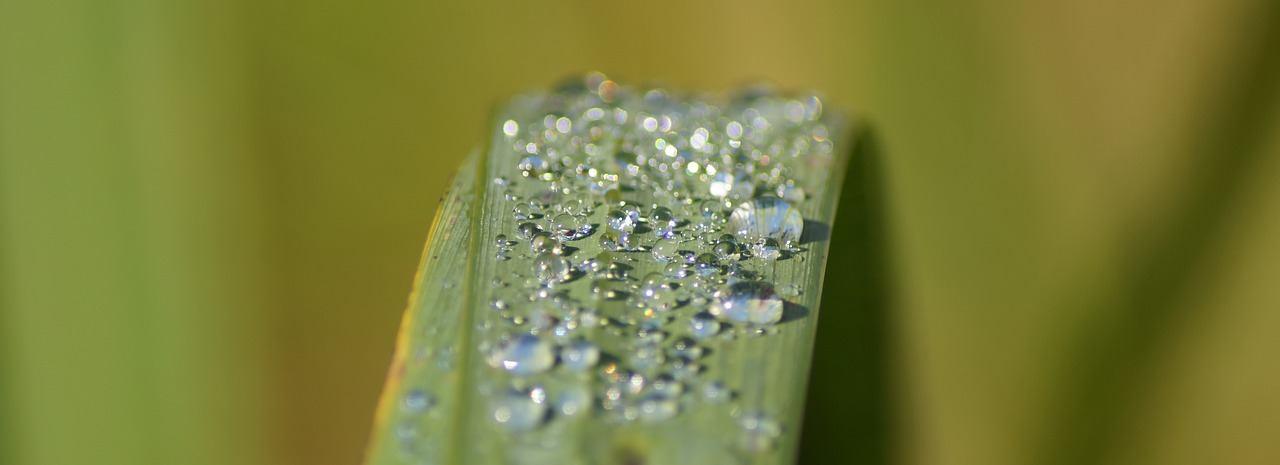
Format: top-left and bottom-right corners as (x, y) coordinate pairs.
(518, 155), (548, 178)
(728, 197), (804, 247)
(651, 238), (679, 262)
(637, 394), (678, 422)
(690, 313), (721, 339)
(649, 206), (677, 238)
(491, 387), (548, 432)
(402, 389), (435, 414)
(556, 385), (592, 417)
(487, 334), (555, 375)
(550, 214), (580, 240)
(533, 253), (572, 284)
(737, 412), (782, 452)
(560, 340), (600, 372)
(710, 281), (784, 325)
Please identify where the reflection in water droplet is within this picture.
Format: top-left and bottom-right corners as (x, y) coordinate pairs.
(710, 281), (784, 325)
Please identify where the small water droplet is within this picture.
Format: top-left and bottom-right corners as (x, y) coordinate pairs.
(651, 238), (679, 262)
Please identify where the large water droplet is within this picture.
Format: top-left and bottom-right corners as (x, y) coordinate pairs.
(709, 281), (784, 325)
(728, 197), (803, 247)
(488, 334), (555, 375)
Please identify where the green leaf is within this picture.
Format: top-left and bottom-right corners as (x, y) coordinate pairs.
(364, 79), (856, 465)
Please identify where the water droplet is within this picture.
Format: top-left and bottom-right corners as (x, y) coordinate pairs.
(495, 234), (509, 247)
(637, 394), (678, 422)
(775, 183), (805, 203)
(712, 240), (739, 262)
(630, 343), (665, 372)
(703, 380), (731, 403)
(728, 197), (804, 247)
(709, 172), (755, 199)
(778, 283), (800, 298)
(649, 206), (677, 238)
(598, 231), (622, 251)
(694, 252), (720, 276)
(606, 209), (636, 233)
(750, 238), (782, 261)
(491, 387), (548, 432)
(670, 337), (703, 360)
(690, 313), (721, 338)
(652, 238), (679, 262)
(530, 232), (562, 255)
(518, 155), (548, 178)
(487, 334), (555, 375)
(710, 281), (784, 325)
(516, 221), (541, 240)
(550, 214), (580, 240)
(502, 120), (520, 136)
(533, 253), (572, 284)
(556, 385), (592, 416)
(512, 203), (535, 220)
(737, 412), (782, 452)
(402, 389), (435, 414)
(560, 340), (600, 372)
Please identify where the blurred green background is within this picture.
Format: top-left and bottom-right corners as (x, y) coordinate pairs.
(2, 1), (1278, 464)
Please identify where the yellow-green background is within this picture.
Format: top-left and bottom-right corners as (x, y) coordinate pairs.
(2, 1), (1277, 464)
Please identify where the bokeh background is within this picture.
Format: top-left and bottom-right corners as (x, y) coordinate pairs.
(3, 1), (1278, 464)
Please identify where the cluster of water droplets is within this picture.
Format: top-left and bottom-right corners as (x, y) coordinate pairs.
(401, 74), (833, 457)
